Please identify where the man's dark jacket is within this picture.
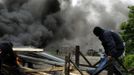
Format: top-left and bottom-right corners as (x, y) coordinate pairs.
(99, 30), (124, 57)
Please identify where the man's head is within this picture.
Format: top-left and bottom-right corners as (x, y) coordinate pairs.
(0, 42), (13, 56)
(93, 26), (104, 36)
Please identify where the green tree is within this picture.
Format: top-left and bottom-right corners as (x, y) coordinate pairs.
(120, 6), (134, 54)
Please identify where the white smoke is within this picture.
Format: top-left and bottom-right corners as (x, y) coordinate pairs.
(47, 0), (134, 52)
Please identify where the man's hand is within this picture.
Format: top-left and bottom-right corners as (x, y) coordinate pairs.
(108, 56), (112, 60)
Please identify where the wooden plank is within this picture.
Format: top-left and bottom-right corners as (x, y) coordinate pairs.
(13, 47), (43, 52)
(21, 66), (64, 72)
(70, 59), (84, 75)
(75, 46), (80, 67)
(79, 51), (92, 67)
(92, 60), (100, 67)
(65, 55), (70, 75)
(79, 64), (91, 67)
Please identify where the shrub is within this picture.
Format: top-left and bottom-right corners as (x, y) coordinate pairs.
(124, 54), (134, 68)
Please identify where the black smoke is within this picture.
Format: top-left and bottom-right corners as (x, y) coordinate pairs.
(0, 0), (61, 47)
(0, 0), (133, 51)
(41, 0), (60, 24)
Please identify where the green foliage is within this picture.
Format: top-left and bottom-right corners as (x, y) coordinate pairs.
(120, 6), (134, 54)
(120, 6), (134, 70)
(124, 54), (134, 68)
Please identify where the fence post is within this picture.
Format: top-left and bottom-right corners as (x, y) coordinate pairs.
(65, 53), (71, 75)
(75, 45), (80, 68)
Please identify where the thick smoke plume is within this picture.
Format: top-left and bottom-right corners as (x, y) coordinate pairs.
(0, 0), (60, 47)
(0, 0), (133, 51)
(47, 0), (134, 52)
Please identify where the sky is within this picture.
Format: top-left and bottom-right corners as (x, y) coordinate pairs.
(71, 0), (134, 6)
